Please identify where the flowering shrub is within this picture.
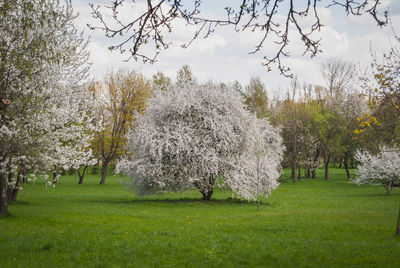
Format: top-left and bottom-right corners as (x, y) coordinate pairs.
(354, 146), (400, 194)
(117, 84), (284, 201)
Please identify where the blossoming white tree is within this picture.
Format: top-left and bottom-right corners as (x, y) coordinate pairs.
(117, 84), (284, 201)
(354, 146), (400, 194)
(0, 0), (96, 215)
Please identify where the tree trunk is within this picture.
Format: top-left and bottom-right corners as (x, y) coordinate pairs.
(7, 173), (13, 201)
(0, 172), (7, 216)
(396, 206), (400, 236)
(344, 152), (351, 180)
(297, 166), (301, 180)
(99, 160), (110, 184)
(311, 148), (319, 179)
(291, 132), (297, 183)
(291, 163), (296, 183)
(201, 189), (213, 201)
(52, 172), (58, 184)
(339, 160), (342, 169)
(197, 175), (215, 201)
(311, 169), (316, 179)
(324, 153), (330, 181)
(306, 168), (310, 179)
(77, 165), (88, 184)
(11, 173), (22, 201)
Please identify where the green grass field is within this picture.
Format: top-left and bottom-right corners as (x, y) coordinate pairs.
(1, 168), (399, 267)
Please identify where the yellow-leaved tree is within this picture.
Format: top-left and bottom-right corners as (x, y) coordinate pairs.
(90, 70), (151, 184)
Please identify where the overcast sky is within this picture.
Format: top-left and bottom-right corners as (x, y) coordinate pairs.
(72, 0), (400, 97)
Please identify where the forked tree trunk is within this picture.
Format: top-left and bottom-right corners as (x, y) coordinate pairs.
(77, 165), (88, 184)
(311, 148), (319, 179)
(324, 153), (330, 181)
(311, 169), (316, 179)
(197, 175), (215, 201)
(201, 190), (213, 201)
(99, 160), (110, 185)
(10, 173), (22, 201)
(0, 172), (7, 216)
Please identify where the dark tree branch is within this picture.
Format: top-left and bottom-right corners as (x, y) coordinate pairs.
(89, 0), (388, 76)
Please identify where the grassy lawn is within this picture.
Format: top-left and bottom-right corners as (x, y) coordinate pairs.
(1, 168), (399, 267)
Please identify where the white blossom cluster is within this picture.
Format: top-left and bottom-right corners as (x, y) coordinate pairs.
(0, 1), (97, 180)
(117, 84), (284, 201)
(354, 146), (400, 194)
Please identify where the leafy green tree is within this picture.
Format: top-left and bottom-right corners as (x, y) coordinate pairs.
(358, 37), (400, 147)
(277, 99), (310, 182)
(176, 64), (196, 87)
(243, 77), (269, 118)
(152, 71), (172, 91)
(319, 59), (359, 180)
(272, 79), (316, 182)
(312, 102), (346, 180)
(90, 70), (152, 184)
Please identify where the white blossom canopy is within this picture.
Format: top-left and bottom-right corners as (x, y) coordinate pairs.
(117, 84), (284, 201)
(354, 146), (400, 194)
(0, 0), (97, 174)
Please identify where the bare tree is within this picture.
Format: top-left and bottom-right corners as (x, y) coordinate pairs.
(89, 0), (387, 76)
(322, 58), (357, 98)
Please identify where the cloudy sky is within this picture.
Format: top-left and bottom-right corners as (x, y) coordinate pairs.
(72, 0), (400, 97)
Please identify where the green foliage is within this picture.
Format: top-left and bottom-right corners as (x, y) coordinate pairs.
(89, 70), (152, 183)
(152, 71), (172, 91)
(0, 170), (399, 267)
(176, 64), (196, 87)
(313, 104), (346, 153)
(358, 38), (400, 147)
(243, 76), (269, 118)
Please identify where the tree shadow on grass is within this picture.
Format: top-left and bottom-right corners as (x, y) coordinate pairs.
(7, 200), (31, 206)
(350, 192), (400, 197)
(84, 197), (276, 207)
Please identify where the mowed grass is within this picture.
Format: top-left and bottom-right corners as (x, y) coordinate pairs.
(1, 168), (399, 267)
